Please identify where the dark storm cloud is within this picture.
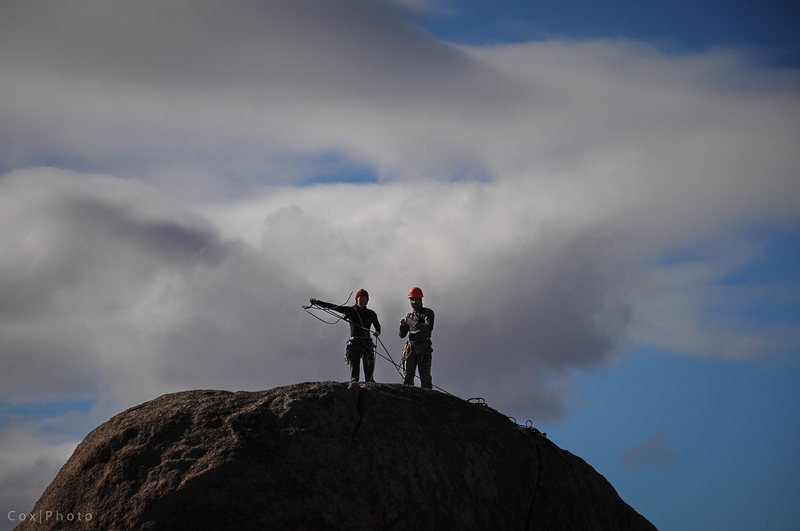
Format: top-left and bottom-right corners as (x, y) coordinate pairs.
(0, 171), (226, 322)
(61, 197), (228, 267)
(0, 169), (339, 407)
(0, 170), (237, 401)
(430, 225), (634, 417)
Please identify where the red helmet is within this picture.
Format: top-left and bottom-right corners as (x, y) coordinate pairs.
(356, 289), (369, 299)
(408, 286), (423, 299)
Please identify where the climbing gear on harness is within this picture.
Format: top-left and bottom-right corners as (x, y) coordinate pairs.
(403, 340), (432, 362)
(346, 337), (376, 366)
(402, 341), (413, 361)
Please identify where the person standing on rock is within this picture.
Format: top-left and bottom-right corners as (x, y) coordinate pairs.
(399, 286), (435, 389)
(308, 289), (381, 383)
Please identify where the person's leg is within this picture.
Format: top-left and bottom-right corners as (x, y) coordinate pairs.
(350, 354), (361, 381)
(363, 348), (376, 382)
(403, 354), (417, 386)
(346, 343), (360, 382)
(419, 355), (432, 389)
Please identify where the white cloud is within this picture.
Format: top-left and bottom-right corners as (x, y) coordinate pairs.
(2, 2), (797, 214)
(4, 2), (791, 186)
(0, 0), (489, 180)
(631, 251), (800, 359)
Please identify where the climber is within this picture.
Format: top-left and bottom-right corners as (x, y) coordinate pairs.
(399, 286), (435, 389)
(308, 289), (382, 383)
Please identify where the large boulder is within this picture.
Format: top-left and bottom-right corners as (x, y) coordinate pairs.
(19, 382), (655, 530)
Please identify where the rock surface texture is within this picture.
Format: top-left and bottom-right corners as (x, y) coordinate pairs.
(20, 382), (655, 530)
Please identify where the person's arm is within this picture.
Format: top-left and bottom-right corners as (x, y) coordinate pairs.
(424, 308), (434, 333)
(399, 314), (410, 338)
(372, 311), (382, 336)
(310, 298), (347, 313)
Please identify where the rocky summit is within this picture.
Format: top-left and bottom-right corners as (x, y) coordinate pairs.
(20, 382), (655, 530)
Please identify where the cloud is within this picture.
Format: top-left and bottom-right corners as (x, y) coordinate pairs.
(0, 169), (231, 400)
(0, 168), (329, 406)
(0, 426), (80, 518)
(0, 169), (634, 415)
(627, 234), (800, 359)
(5, 163), (791, 419)
(5, 0), (796, 197)
(620, 432), (678, 469)
(0, 0), (496, 181)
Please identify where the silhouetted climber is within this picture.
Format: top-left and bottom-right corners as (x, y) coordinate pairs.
(309, 289), (381, 382)
(399, 287), (435, 389)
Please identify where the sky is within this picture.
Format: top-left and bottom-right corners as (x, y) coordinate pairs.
(0, 1), (798, 529)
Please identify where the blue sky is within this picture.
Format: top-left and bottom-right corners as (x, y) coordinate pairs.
(1, 1), (798, 530)
(548, 350), (800, 530)
(422, 0), (800, 63)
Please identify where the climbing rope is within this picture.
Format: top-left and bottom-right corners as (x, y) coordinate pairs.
(302, 299), (544, 435)
(524, 419), (546, 437)
(302, 300), (452, 395)
(302, 291), (352, 325)
(468, 397), (546, 437)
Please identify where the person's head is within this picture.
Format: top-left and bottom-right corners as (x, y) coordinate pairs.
(355, 288), (369, 307)
(408, 286), (423, 311)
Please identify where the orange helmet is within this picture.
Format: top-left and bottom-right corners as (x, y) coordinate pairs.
(408, 286), (424, 299)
